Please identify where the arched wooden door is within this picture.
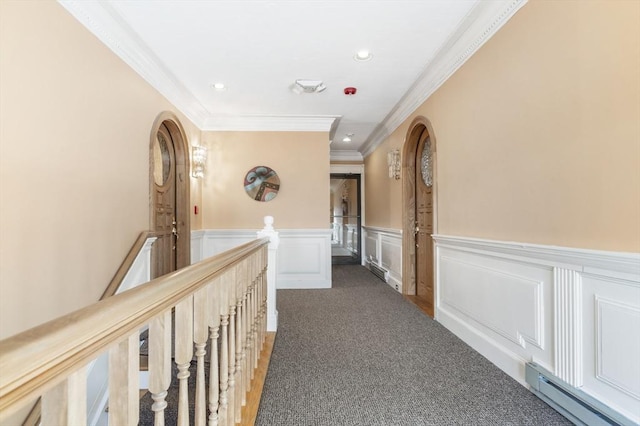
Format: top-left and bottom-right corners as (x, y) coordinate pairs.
(150, 114), (190, 279)
(414, 130), (434, 315)
(402, 116), (436, 317)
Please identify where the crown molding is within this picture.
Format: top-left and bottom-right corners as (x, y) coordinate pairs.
(361, 0), (528, 158)
(201, 115), (339, 132)
(59, 0), (526, 139)
(330, 150), (364, 162)
(58, 0), (339, 133)
(59, 0), (211, 128)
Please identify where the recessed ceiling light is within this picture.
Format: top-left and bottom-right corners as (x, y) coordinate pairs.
(342, 133), (354, 143)
(354, 50), (372, 61)
(212, 82), (226, 90)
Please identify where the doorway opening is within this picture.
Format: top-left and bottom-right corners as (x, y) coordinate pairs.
(330, 174), (361, 265)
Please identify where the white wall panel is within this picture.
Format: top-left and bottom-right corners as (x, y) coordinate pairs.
(277, 229), (331, 289)
(434, 235), (640, 424)
(582, 273), (640, 422)
(363, 226), (402, 292)
(439, 255), (545, 351)
(192, 228), (331, 289)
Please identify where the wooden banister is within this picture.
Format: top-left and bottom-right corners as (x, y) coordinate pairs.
(21, 230), (157, 426)
(101, 230), (157, 300)
(0, 237), (271, 423)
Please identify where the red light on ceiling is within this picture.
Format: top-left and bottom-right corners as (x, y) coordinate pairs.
(343, 87), (357, 95)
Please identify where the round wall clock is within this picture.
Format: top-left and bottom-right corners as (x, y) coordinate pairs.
(244, 166), (280, 202)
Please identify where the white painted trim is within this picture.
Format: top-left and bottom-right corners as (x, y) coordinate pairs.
(201, 115), (339, 132)
(433, 234), (640, 279)
(362, 225), (403, 236)
(361, 0), (528, 157)
(58, 0), (210, 128)
(330, 150), (364, 162)
(58, 0), (527, 142)
(433, 234), (640, 423)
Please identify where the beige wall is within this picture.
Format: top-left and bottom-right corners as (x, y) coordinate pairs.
(200, 131), (329, 229)
(366, 0), (640, 252)
(0, 1), (200, 338)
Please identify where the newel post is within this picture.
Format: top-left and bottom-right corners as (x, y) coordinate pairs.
(257, 216), (279, 332)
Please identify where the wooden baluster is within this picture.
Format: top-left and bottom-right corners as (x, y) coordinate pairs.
(251, 253), (258, 375)
(149, 311), (172, 426)
(236, 259), (249, 406)
(108, 331), (140, 425)
(218, 310), (230, 425)
(260, 248), (268, 346)
(251, 253), (258, 379)
(194, 287), (209, 426)
(220, 267), (234, 426)
(256, 260), (263, 354)
(245, 266), (251, 391)
(41, 366), (86, 425)
(235, 263), (245, 422)
(264, 245), (270, 340)
(248, 257), (256, 384)
(175, 296), (194, 426)
(208, 279), (222, 426)
(228, 302), (236, 426)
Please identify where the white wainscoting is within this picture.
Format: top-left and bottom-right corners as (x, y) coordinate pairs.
(192, 228), (332, 289)
(362, 226), (402, 292)
(433, 235), (640, 424)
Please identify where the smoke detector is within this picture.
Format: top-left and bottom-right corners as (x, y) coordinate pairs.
(291, 79), (327, 94)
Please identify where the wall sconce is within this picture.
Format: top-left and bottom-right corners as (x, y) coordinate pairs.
(191, 145), (207, 178)
(387, 149), (400, 180)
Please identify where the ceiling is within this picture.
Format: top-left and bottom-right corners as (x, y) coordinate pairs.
(59, 0), (526, 161)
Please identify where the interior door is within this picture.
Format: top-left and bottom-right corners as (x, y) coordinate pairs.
(415, 130), (434, 316)
(151, 123), (177, 278)
(330, 174), (361, 265)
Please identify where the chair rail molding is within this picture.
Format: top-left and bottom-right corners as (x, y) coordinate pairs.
(433, 234), (640, 424)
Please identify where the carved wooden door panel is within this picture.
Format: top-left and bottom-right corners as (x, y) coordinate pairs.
(151, 123), (177, 278)
(415, 130), (434, 316)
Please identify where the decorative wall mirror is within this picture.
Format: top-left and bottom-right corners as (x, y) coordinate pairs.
(244, 166), (280, 201)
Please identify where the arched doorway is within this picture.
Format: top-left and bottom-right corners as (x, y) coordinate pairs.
(402, 116), (437, 317)
(149, 112), (190, 278)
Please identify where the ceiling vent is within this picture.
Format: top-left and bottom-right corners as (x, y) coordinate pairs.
(291, 79), (326, 94)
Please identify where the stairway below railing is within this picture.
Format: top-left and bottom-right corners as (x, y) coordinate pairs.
(0, 219), (279, 425)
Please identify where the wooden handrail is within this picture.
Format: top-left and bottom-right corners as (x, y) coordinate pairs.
(101, 230), (157, 300)
(21, 230), (157, 426)
(0, 237), (270, 422)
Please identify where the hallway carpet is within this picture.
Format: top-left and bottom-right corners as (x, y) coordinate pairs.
(255, 265), (571, 426)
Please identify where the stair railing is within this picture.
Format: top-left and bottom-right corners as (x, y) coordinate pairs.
(0, 232), (275, 425)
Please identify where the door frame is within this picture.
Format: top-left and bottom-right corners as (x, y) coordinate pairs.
(149, 111), (191, 271)
(330, 164), (365, 265)
(401, 116), (438, 299)
(330, 173), (362, 265)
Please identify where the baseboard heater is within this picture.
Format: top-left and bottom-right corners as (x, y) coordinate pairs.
(525, 362), (635, 426)
(368, 262), (388, 283)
